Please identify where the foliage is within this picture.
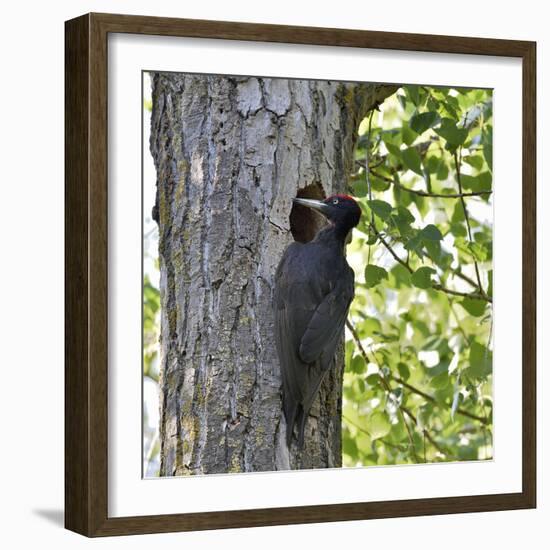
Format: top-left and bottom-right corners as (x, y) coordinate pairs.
(143, 266), (161, 476)
(143, 273), (160, 383)
(344, 85), (493, 466)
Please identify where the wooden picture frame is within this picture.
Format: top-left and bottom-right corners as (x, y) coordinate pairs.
(65, 12), (536, 537)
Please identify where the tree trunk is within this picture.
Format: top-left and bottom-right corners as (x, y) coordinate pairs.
(149, 72), (394, 475)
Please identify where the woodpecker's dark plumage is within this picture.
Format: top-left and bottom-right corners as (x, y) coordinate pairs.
(274, 194), (361, 448)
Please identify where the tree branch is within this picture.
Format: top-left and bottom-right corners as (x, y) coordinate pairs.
(395, 180), (491, 199)
(343, 414), (408, 452)
(400, 405), (456, 460)
(369, 223), (412, 272)
(371, 351), (419, 463)
(453, 149), (488, 299)
(346, 319), (489, 425)
(369, 223), (492, 302)
(345, 319), (372, 362)
(452, 268), (479, 289)
(361, 165), (492, 198)
(448, 297), (469, 341)
(432, 283), (489, 302)
(346, 319), (463, 462)
(346, 319), (418, 461)
(391, 376), (489, 425)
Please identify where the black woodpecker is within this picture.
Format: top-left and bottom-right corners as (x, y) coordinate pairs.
(274, 194), (361, 448)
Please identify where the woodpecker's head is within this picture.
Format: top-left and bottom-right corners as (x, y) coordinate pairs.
(293, 194), (361, 231)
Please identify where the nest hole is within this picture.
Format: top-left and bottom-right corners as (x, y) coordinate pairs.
(289, 183), (326, 243)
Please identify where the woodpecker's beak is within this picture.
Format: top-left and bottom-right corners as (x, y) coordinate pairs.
(292, 198), (331, 217)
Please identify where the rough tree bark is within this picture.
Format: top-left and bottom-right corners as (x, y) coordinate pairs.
(150, 73), (394, 475)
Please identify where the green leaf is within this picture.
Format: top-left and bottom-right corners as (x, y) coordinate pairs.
(362, 317), (382, 336)
(390, 206), (415, 238)
(467, 341), (492, 380)
(425, 155), (450, 181)
(435, 118), (468, 148)
(397, 362), (410, 380)
(441, 96), (459, 119)
(366, 373), (380, 387)
(371, 175), (391, 192)
(382, 131), (402, 159)
(459, 298), (487, 317)
(414, 193), (428, 217)
(455, 238), (488, 262)
(424, 155), (439, 172)
(385, 142), (402, 159)
(476, 171), (492, 192)
(396, 205), (415, 224)
(365, 264), (389, 288)
(430, 372), (450, 390)
(420, 224), (443, 241)
(369, 411), (392, 440)
(410, 111), (440, 134)
(425, 240), (452, 270)
(367, 200), (393, 221)
(343, 433), (358, 458)
(483, 126), (493, 170)
(353, 179), (368, 197)
(405, 85), (421, 106)
(464, 154), (484, 170)
(390, 264), (412, 287)
(357, 117), (371, 136)
(401, 147), (423, 175)
(460, 171), (492, 192)
(450, 222), (467, 238)
(451, 202), (465, 223)
(436, 161), (449, 180)
(416, 404), (433, 431)
(427, 96), (440, 111)
(350, 355), (366, 374)
(345, 340), (354, 365)
(469, 242), (488, 262)
(402, 125), (417, 146)
(404, 232), (424, 256)
(411, 266), (436, 289)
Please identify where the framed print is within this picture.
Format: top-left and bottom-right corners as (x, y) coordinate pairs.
(65, 12), (536, 537)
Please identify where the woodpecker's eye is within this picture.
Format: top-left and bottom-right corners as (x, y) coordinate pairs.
(332, 198), (339, 205)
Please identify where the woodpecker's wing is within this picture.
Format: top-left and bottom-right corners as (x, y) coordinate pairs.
(298, 267), (354, 369)
(274, 243), (322, 444)
(274, 244), (354, 445)
(274, 243), (312, 391)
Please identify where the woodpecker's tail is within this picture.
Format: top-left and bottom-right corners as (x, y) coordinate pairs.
(283, 364), (328, 449)
(284, 402), (306, 450)
(283, 392), (297, 448)
(296, 405), (307, 449)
